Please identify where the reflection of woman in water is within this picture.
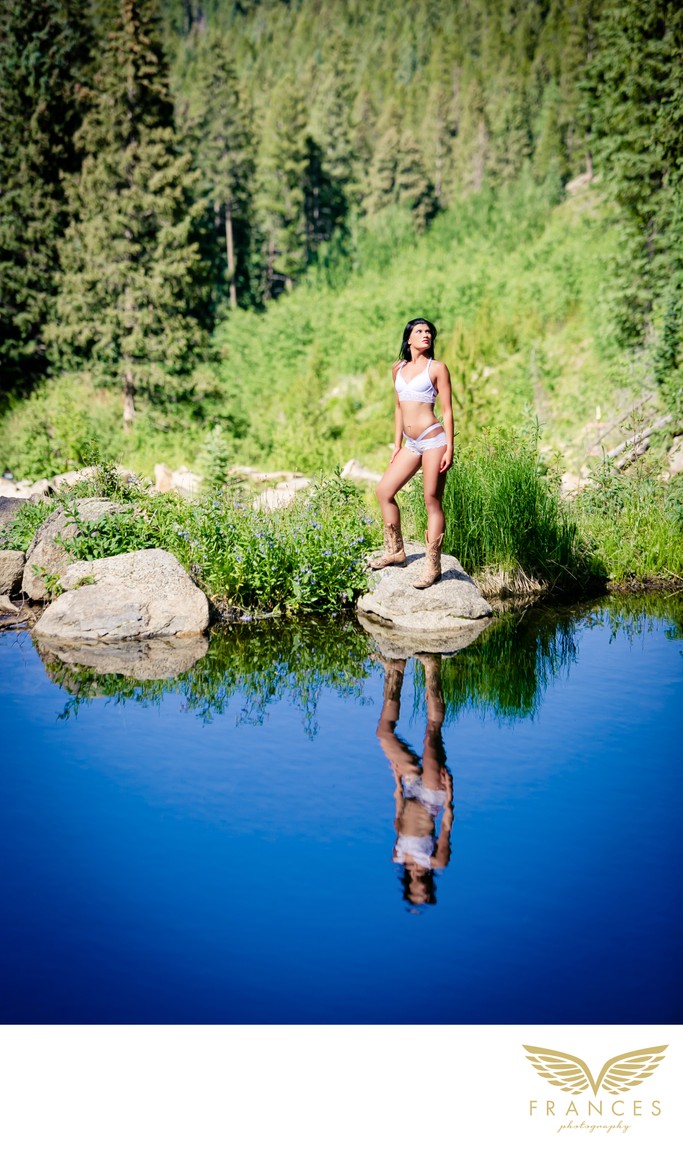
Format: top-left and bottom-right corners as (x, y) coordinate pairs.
(375, 655), (453, 906)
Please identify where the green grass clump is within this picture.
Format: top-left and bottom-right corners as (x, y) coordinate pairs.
(575, 460), (683, 585)
(405, 424), (590, 594)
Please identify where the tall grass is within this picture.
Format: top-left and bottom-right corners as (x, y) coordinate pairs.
(575, 459), (683, 585)
(404, 425), (592, 595)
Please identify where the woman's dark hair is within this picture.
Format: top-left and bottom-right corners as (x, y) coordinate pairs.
(399, 317), (437, 363)
(400, 865), (437, 906)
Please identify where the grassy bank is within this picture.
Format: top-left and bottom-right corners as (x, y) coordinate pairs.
(2, 466), (377, 615)
(3, 436), (682, 618)
(404, 425), (590, 597)
(403, 426), (683, 596)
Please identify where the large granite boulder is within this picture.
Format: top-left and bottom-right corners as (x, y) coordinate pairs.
(33, 548), (209, 641)
(36, 634), (209, 681)
(0, 550), (25, 595)
(22, 498), (124, 600)
(357, 541), (493, 654)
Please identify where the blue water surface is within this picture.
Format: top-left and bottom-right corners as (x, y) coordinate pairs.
(1, 599), (681, 1023)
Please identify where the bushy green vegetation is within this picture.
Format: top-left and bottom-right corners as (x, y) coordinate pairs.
(405, 429), (683, 589)
(6, 436), (681, 622)
(0, 499), (55, 551)
(0, 177), (621, 480)
(57, 470), (376, 613)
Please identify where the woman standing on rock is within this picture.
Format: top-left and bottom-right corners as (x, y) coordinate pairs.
(371, 317), (453, 588)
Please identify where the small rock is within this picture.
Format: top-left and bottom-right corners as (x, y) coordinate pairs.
(0, 550), (25, 595)
(48, 466), (98, 491)
(341, 459), (383, 483)
(171, 466), (203, 497)
(276, 477), (310, 492)
(0, 478), (22, 499)
(0, 593), (20, 615)
(15, 478), (52, 498)
(51, 465), (135, 492)
(229, 467), (305, 482)
(36, 634), (209, 681)
(154, 463), (174, 493)
(0, 496), (27, 528)
(33, 548), (209, 641)
(253, 487), (296, 510)
(560, 471), (583, 497)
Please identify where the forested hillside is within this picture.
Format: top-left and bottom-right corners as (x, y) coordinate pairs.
(1, 0), (681, 480)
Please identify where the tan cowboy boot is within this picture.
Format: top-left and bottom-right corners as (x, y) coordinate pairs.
(413, 532), (443, 589)
(369, 523), (406, 569)
(383, 658), (406, 704)
(418, 654), (445, 724)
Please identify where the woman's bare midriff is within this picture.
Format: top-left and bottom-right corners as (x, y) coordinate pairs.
(400, 401), (442, 440)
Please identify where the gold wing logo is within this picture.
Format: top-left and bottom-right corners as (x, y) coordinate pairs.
(523, 1045), (668, 1096)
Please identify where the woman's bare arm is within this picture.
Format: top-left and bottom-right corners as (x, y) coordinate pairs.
(390, 362), (405, 462)
(434, 361), (454, 473)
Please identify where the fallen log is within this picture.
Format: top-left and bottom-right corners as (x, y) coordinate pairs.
(606, 414), (672, 460)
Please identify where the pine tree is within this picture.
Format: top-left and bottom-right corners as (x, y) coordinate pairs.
(256, 81), (309, 296)
(0, 0), (91, 392)
(420, 75), (460, 207)
(364, 113), (438, 229)
(177, 29), (255, 310)
(585, 0), (681, 341)
(47, 0), (210, 428)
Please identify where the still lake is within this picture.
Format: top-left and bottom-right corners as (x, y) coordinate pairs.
(1, 595), (682, 1024)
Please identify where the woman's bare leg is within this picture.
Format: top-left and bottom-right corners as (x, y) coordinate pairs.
(421, 447), (447, 541)
(375, 448), (421, 528)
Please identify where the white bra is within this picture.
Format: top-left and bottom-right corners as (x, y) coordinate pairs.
(395, 359), (437, 404)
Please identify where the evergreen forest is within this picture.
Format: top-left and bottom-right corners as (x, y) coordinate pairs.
(1, 0), (682, 485)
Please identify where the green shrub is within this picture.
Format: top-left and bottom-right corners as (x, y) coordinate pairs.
(0, 498), (55, 551)
(182, 470), (375, 612)
(58, 471), (376, 614)
(61, 503), (158, 561)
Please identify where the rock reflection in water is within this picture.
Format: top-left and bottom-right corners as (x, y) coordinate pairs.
(376, 655), (453, 908)
(37, 635), (209, 682)
(358, 610), (492, 658)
